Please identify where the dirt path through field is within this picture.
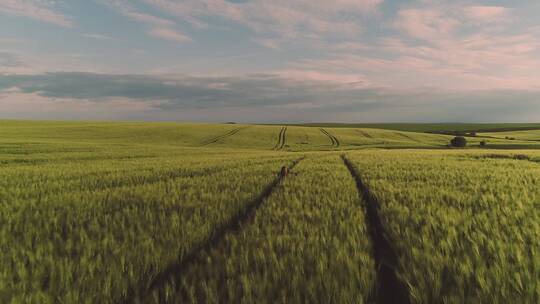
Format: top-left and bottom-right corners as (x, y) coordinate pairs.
(341, 155), (410, 304)
(129, 157), (305, 303)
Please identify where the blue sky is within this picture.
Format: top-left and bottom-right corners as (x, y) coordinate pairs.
(1, 0), (539, 122)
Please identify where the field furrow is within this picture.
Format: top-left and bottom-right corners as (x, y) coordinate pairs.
(0, 153), (298, 303)
(357, 129), (373, 139)
(147, 155), (376, 304)
(273, 126), (287, 150)
(346, 150), (540, 303)
(200, 126), (249, 146)
(320, 128), (340, 147)
(272, 127), (285, 150)
(342, 155), (411, 304)
(136, 157), (305, 303)
(280, 126), (288, 149)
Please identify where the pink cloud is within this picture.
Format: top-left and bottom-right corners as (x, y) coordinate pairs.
(465, 6), (508, 20)
(0, 0), (72, 27)
(277, 70), (371, 88)
(104, 1), (190, 43)
(141, 0), (382, 46)
(147, 28), (191, 43)
(290, 27), (540, 91)
(395, 8), (459, 41)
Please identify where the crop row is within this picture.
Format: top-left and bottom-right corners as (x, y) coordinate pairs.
(0, 150), (298, 303)
(148, 155), (376, 303)
(346, 150), (540, 303)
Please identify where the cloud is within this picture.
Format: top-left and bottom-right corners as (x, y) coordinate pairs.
(395, 8), (458, 41)
(0, 50), (111, 75)
(298, 2), (531, 90)
(0, 51), (23, 68)
(323, 30), (539, 89)
(1, 72), (539, 122)
(102, 0), (190, 43)
(0, 0), (72, 27)
(0, 37), (26, 44)
(0, 51), (42, 74)
(395, 4), (512, 43)
(0, 89), (162, 121)
(141, 0), (382, 47)
(83, 33), (118, 41)
(465, 6), (509, 21)
(147, 28), (191, 43)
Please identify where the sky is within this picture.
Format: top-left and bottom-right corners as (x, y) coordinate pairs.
(1, 0), (539, 122)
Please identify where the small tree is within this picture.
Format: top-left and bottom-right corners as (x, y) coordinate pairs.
(450, 136), (467, 147)
(480, 140), (487, 147)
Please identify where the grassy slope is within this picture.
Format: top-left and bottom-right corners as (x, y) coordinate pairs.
(479, 129), (540, 141)
(294, 123), (540, 133)
(2, 120), (540, 150)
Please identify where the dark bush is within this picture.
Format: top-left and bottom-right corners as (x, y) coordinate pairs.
(450, 136), (467, 147)
(480, 140), (487, 147)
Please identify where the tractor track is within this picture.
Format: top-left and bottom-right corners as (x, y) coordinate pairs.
(273, 126), (287, 150)
(126, 157), (305, 304)
(394, 132), (421, 143)
(320, 128), (340, 147)
(200, 126), (249, 146)
(341, 155), (410, 304)
(357, 130), (373, 139)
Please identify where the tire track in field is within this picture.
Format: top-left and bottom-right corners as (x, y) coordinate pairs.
(357, 130), (373, 139)
(200, 126), (250, 146)
(320, 128), (340, 147)
(129, 157), (306, 304)
(279, 126), (288, 149)
(394, 132), (422, 143)
(273, 126), (287, 150)
(341, 155), (411, 304)
(273, 127), (285, 149)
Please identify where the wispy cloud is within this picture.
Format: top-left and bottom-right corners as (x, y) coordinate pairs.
(0, 51), (22, 68)
(0, 37), (26, 44)
(0, 51), (41, 74)
(0, 0), (72, 27)
(147, 28), (191, 43)
(83, 33), (118, 41)
(464, 6), (509, 21)
(142, 0), (382, 48)
(292, 32), (540, 91)
(395, 7), (459, 41)
(102, 0), (190, 43)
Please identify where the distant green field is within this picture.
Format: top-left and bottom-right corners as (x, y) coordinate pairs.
(1, 120), (539, 303)
(294, 122), (540, 133)
(479, 129), (540, 142)
(2, 120), (540, 151)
